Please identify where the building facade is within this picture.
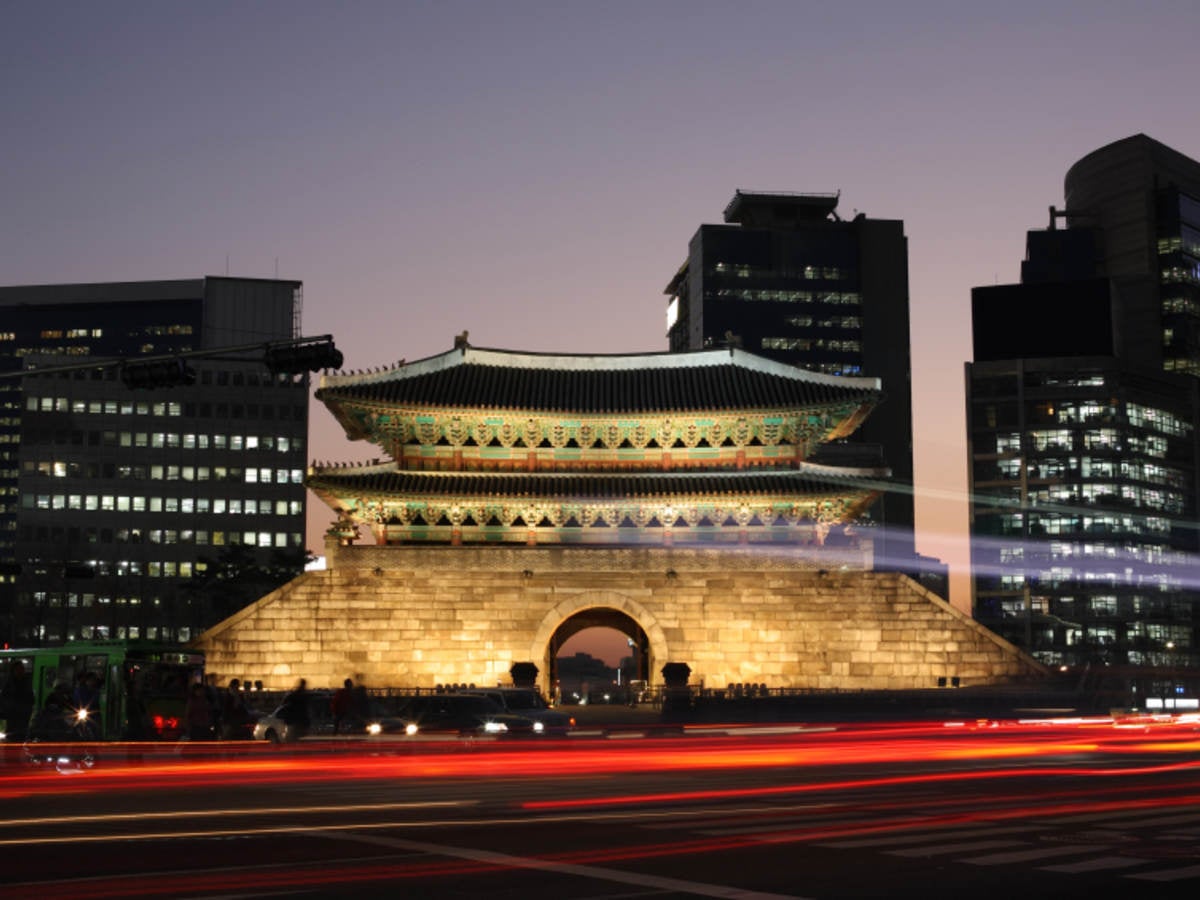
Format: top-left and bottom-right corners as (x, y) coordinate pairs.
(967, 134), (1200, 680)
(664, 191), (915, 570)
(0, 277), (311, 646)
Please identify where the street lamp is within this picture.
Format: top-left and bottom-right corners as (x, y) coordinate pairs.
(627, 637), (638, 706)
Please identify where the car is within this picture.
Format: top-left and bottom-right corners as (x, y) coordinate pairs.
(364, 693), (538, 738)
(460, 687), (575, 734)
(252, 690), (333, 742)
(252, 707), (298, 743)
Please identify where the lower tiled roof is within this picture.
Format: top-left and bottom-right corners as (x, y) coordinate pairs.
(307, 468), (881, 499)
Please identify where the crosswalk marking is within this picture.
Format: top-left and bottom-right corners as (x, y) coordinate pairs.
(1042, 809), (1163, 826)
(1128, 862), (1200, 882)
(963, 844), (1099, 865)
(1110, 812), (1200, 829)
(818, 825), (1041, 849)
(633, 804), (1200, 883)
(1040, 856), (1149, 873)
(887, 839), (1026, 857)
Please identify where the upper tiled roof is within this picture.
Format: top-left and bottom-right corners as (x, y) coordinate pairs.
(316, 345), (881, 415)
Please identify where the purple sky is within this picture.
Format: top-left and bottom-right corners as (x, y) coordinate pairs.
(5, 2), (1200, 642)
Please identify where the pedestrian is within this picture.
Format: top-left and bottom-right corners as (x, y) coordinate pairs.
(278, 678), (311, 741)
(331, 678), (353, 734)
(1, 661), (35, 742)
(221, 678), (249, 739)
(185, 682), (215, 741)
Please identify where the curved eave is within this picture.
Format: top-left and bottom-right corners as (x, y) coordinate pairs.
(316, 345), (881, 441)
(306, 468), (888, 507)
(321, 395), (879, 446)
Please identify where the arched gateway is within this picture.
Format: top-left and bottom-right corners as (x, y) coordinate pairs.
(192, 342), (1044, 692)
(534, 592), (664, 689)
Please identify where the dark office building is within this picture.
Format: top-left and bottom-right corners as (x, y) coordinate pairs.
(665, 191), (916, 569)
(967, 134), (1200, 684)
(0, 278), (311, 645)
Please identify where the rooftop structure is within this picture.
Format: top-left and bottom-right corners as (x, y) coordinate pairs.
(310, 343), (886, 548)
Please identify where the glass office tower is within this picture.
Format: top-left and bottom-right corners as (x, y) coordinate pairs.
(665, 191), (916, 571)
(968, 135), (1200, 679)
(0, 278), (310, 645)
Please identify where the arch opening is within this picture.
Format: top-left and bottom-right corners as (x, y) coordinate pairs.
(548, 608), (650, 705)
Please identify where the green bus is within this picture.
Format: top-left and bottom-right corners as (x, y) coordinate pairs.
(0, 639), (205, 742)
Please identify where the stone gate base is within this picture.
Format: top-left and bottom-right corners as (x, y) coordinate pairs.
(191, 546), (1044, 693)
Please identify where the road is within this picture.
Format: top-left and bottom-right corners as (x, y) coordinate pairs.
(3, 715), (1200, 898)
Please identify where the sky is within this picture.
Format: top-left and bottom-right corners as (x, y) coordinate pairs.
(4, 2), (1200, 662)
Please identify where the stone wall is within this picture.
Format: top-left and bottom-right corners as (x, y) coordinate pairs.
(191, 545), (1044, 692)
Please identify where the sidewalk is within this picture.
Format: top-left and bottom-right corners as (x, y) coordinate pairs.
(559, 702), (663, 730)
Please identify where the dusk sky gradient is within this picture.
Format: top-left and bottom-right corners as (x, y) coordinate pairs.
(5, 2), (1200, 661)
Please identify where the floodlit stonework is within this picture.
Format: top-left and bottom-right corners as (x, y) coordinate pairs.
(193, 545), (1043, 692)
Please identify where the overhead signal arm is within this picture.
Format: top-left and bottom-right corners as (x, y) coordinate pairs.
(0, 335), (343, 388)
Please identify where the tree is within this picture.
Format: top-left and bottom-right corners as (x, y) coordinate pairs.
(184, 543), (313, 625)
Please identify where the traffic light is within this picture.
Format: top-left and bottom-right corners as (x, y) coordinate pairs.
(120, 358), (196, 390)
(264, 339), (343, 375)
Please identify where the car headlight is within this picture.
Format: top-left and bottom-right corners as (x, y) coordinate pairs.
(533, 721), (545, 733)
(367, 722), (382, 736)
(75, 708), (90, 723)
(484, 721), (508, 734)
(405, 722), (419, 736)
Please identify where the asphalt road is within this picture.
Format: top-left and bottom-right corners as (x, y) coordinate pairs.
(4, 716), (1200, 899)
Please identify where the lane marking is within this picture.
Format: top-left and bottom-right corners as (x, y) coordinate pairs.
(313, 829), (808, 899)
(638, 806), (837, 832)
(0, 800), (472, 829)
(0, 804), (844, 847)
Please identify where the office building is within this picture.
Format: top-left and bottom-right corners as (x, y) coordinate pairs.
(967, 134), (1200, 679)
(664, 191), (916, 569)
(0, 277), (311, 645)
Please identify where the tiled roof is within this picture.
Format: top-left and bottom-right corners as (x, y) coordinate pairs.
(307, 468), (881, 500)
(316, 346), (880, 414)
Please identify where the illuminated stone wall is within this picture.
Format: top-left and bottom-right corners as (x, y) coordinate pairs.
(192, 545), (1043, 692)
